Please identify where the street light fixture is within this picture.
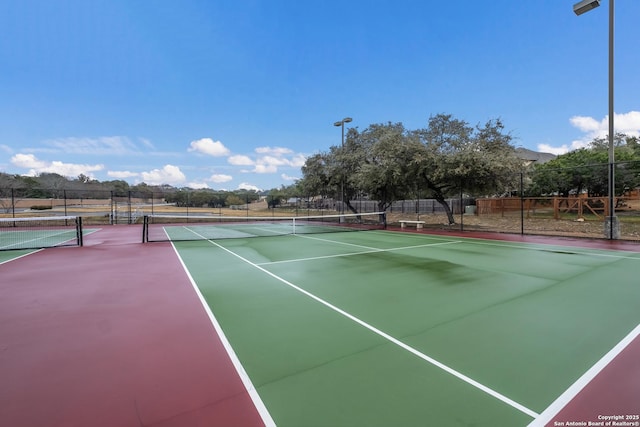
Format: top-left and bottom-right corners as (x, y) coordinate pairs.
(334, 117), (353, 214)
(334, 117), (353, 139)
(573, 0), (600, 15)
(573, 0), (617, 239)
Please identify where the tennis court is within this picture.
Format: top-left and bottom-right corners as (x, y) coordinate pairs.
(1, 217), (639, 427)
(0, 216), (87, 250)
(169, 223), (640, 427)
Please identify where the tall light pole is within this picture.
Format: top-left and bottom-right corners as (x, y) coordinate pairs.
(334, 117), (352, 215)
(573, 0), (617, 239)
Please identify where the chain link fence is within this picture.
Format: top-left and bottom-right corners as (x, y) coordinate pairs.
(2, 160), (639, 240)
(0, 188), (160, 225)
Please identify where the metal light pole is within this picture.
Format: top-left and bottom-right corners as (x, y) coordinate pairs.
(573, 0), (618, 239)
(334, 117), (352, 215)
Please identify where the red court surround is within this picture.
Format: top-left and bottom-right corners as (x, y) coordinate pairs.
(0, 226), (266, 427)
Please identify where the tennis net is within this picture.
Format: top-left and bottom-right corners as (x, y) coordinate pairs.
(0, 216), (84, 250)
(142, 212), (387, 242)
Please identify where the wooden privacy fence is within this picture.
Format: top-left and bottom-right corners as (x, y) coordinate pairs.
(476, 196), (630, 220)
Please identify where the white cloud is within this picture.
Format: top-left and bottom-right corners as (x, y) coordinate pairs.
(569, 116), (600, 133)
(228, 155), (254, 166)
(188, 138), (230, 156)
(10, 153), (104, 178)
(253, 164), (278, 174)
(221, 146), (308, 177)
(281, 173), (298, 181)
(237, 182), (261, 192)
(139, 138), (155, 149)
(43, 136), (139, 155)
(289, 154), (307, 167)
(255, 146), (293, 155)
(617, 111), (640, 134)
(258, 155), (289, 167)
(140, 164), (186, 185)
(11, 154), (46, 169)
(537, 144), (572, 156)
(538, 110), (640, 155)
(250, 150), (307, 174)
(226, 146), (307, 175)
(1, 144), (13, 154)
(209, 174), (233, 183)
(108, 170), (139, 179)
(187, 181), (210, 189)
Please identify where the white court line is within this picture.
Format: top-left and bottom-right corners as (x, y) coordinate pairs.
(295, 234), (384, 251)
(463, 239), (640, 261)
(205, 237), (539, 419)
(0, 229), (78, 250)
(0, 248), (43, 265)
(169, 241), (277, 427)
(527, 323), (640, 427)
(257, 248), (385, 266)
(298, 232), (462, 252)
(381, 230), (640, 261)
(258, 236), (461, 266)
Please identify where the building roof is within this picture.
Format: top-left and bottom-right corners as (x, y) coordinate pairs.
(515, 147), (556, 164)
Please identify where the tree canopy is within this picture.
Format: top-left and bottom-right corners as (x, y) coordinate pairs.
(529, 134), (640, 199)
(297, 114), (523, 224)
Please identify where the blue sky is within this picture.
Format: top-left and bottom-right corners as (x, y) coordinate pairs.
(1, 0), (639, 191)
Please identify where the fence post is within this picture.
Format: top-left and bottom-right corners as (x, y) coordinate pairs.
(520, 173), (524, 235)
(459, 185), (464, 231)
(579, 198), (584, 218)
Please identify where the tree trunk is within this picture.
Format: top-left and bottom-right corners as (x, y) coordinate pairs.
(433, 193), (455, 224)
(346, 200), (358, 214)
(423, 176), (456, 224)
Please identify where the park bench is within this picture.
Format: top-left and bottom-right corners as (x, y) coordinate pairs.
(399, 220), (425, 229)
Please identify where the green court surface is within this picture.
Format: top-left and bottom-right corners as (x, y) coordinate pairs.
(0, 249), (35, 263)
(0, 230), (77, 250)
(170, 230), (640, 426)
(0, 217), (93, 251)
(0, 228), (98, 251)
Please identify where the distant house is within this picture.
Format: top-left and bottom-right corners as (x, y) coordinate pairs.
(515, 147), (556, 167)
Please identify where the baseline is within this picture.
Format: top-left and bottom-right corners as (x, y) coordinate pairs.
(528, 323), (640, 426)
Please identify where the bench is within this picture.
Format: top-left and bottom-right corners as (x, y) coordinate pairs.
(399, 220), (425, 229)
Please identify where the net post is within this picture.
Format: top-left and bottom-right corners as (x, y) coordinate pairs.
(76, 216), (83, 247)
(142, 215), (148, 243)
